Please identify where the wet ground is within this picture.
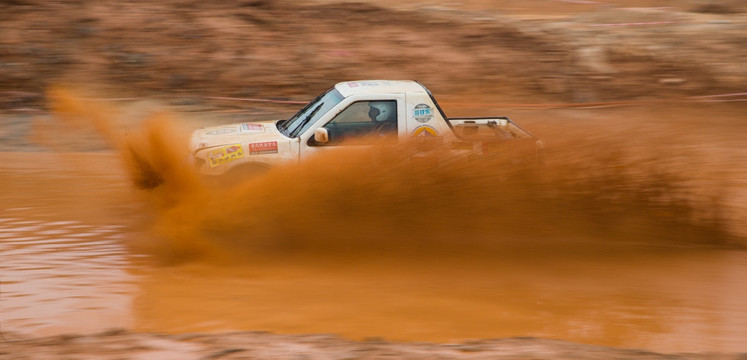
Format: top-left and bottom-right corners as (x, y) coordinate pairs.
(1, 100), (745, 355)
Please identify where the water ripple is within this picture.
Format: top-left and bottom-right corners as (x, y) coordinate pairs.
(0, 210), (137, 335)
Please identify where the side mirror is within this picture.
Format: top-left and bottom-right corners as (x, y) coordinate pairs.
(314, 127), (329, 144)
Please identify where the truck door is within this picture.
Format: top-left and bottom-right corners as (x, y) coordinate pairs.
(300, 94), (406, 161)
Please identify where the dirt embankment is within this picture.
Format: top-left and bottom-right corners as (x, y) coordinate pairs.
(0, 0), (745, 110)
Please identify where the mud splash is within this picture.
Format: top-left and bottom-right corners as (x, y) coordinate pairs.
(8, 89), (740, 351)
(46, 87), (202, 206)
(45, 89), (739, 266)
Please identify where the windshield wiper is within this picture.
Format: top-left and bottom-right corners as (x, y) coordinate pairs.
(291, 103), (322, 137)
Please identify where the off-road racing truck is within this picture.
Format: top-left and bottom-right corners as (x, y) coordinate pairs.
(190, 80), (541, 176)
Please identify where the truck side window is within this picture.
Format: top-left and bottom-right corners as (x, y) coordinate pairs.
(322, 100), (397, 145)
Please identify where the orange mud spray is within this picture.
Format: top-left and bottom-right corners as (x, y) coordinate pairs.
(38, 88), (747, 352)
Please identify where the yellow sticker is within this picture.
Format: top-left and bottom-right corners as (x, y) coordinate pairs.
(208, 144), (245, 168)
(412, 125), (438, 137)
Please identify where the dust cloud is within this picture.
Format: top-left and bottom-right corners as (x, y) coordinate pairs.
(46, 89), (739, 267)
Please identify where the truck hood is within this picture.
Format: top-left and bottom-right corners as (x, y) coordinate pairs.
(190, 120), (287, 151)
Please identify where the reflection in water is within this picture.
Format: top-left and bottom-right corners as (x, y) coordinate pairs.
(0, 210), (135, 335)
(0, 92), (745, 352)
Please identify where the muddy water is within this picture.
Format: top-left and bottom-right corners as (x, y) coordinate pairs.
(1, 98), (746, 353)
(0, 210), (134, 334)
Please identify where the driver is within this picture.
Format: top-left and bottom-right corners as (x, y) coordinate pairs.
(368, 102), (396, 135)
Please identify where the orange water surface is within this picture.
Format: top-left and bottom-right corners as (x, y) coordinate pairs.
(1, 97), (745, 353)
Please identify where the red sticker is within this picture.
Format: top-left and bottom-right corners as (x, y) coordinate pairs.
(248, 141), (278, 155)
(241, 123), (264, 132)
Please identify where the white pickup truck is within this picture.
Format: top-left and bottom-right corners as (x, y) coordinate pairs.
(190, 80), (541, 176)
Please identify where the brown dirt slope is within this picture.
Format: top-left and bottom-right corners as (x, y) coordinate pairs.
(0, 0), (745, 109)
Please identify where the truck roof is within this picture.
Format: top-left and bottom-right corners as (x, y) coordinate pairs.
(334, 80), (428, 97)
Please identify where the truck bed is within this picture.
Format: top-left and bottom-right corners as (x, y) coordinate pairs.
(447, 117), (536, 141)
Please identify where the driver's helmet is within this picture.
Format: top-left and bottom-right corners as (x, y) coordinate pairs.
(368, 102), (395, 122)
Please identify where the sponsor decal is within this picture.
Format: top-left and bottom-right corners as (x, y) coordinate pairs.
(412, 125), (439, 137)
(206, 127), (238, 136)
(240, 123), (264, 133)
(208, 144), (245, 168)
(248, 141), (278, 155)
(413, 103), (433, 123)
(451, 141), (473, 151)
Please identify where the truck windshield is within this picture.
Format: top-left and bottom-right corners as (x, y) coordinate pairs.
(279, 88), (344, 138)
